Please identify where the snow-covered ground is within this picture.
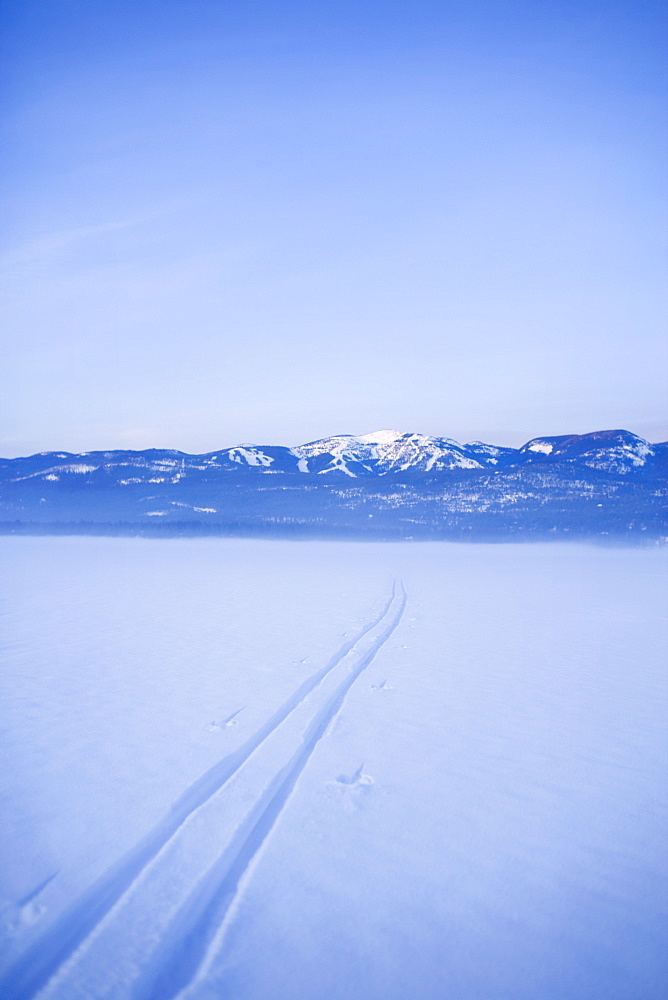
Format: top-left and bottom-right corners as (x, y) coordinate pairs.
(0, 537), (666, 1000)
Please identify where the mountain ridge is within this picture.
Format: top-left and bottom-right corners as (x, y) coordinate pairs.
(3, 427), (666, 478)
(1, 428), (666, 542)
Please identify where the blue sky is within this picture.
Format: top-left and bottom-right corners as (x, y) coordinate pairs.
(1, 0), (666, 455)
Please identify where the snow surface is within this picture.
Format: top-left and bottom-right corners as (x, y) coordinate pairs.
(227, 448), (274, 468)
(357, 430), (404, 444)
(527, 441), (554, 454)
(0, 538), (666, 1000)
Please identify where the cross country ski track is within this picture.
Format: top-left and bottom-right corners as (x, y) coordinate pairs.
(0, 579), (407, 1000)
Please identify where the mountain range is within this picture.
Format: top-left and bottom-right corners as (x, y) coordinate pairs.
(2, 428), (666, 542)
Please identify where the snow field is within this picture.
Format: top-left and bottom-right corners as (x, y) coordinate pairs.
(0, 538), (666, 999)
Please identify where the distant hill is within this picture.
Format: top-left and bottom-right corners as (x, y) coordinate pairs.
(1, 429), (666, 541)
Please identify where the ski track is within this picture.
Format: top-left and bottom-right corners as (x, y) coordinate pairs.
(0, 580), (404, 1000)
(134, 580), (407, 1000)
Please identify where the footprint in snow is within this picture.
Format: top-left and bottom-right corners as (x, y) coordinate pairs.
(371, 679), (394, 691)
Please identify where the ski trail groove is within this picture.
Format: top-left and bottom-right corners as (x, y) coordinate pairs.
(134, 580), (407, 1000)
(0, 582), (398, 1000)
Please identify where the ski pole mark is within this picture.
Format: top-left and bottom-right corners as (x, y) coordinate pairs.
(371, 679), (394, 691)
(0, 582), (399, 1000)
(16, 871), (59, 910)
(335, 763), (373, 786)
(133, 581), (407, 1000)
(208, 707), (244, 732)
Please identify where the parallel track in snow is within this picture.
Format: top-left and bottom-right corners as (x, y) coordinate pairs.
(0, 580), (406, 1000)
(136, 580), (407, 1000)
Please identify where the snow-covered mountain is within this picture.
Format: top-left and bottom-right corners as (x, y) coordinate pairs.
(295, 428), (664, 477)
(518, 429), (657, 475)
(293, 430), (484, 475)
(1, 428), (665, 541)
(2, 428), (663, 484)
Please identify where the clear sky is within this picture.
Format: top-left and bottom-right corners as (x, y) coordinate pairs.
(1, 0), (666, 456)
